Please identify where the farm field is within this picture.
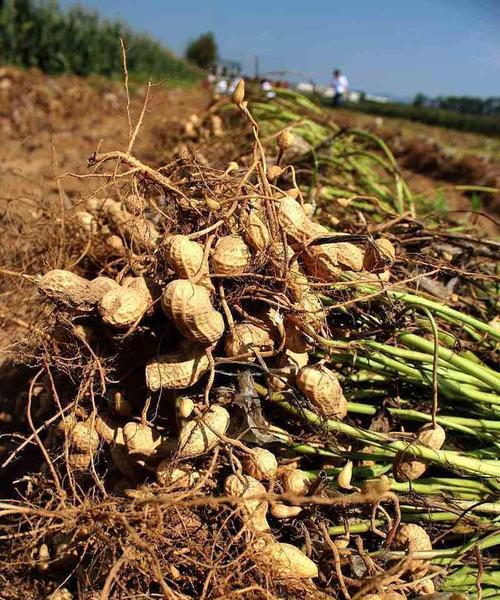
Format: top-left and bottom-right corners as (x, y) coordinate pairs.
(0, 68), (499, 600)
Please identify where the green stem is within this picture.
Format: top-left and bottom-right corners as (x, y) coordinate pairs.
(400, 333), (500, 391)
(272, 399), (500, 478)
(347, 401), (500, 435)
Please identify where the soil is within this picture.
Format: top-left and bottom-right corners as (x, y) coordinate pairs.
(0, 68), (207, 349)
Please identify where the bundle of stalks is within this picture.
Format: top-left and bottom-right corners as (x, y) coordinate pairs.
(0, 79), (499, 600)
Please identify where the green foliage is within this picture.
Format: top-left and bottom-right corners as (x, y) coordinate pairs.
(185, 31), (217, 70)
(413, 92), (500, 116)
(0, 0), (197, 81)
(347, 101), (500, 137)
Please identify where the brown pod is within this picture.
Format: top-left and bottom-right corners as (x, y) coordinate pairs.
(38, 269), (95, 312)
(268, 350), (309, 391)
(255, 539), (318, 579)
(224, 474), (269, 533)
(162, 280), (224, 345)
(295, 290), (325, 330)
(276, 128), (294, 151)
(178, 405), (230, 458)
(123, 422), (161, 457)
(69, 422), (100, 455)
(94, 415), (124, 445)
(306, 242), (364, 280)
(242, 448), (278, 480)
(394, 424), (446, 482)
(417, 423), (446, 450)
(394, 523), (432, 573)
(99, 287), (149, 329)
(123, 275), (160, 316)
(277, 196), (312, 243)
(129, 219), (159, 251)
(284, 316), (314, 354)
(145, 343), (210, 391)
(281, 468), (310, 496)
(270, 503), (302, 519)
(364, 238), (396, 273)
(393, 452), (427, 482)
(224, 322), (274, 359)
(210, 114), (223, 136)
(296, 365), (347, 419)
(88, 276), (120, 303)
(243, 209), (270, 252)
(163, 235), (211, 286)
(156, 463), (196, 488)
(67, 452), (92, 471)
(211, 235), (251, 276)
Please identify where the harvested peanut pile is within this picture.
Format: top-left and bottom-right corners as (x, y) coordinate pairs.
(1, 80), (499, 600)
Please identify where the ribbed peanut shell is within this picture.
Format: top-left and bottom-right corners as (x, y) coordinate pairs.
(211, 235), (251, 275)
(296, 291), (325, 329)
(69, 422), (100, 454)
(255, 539), (318, 579)
(99, 287), (149, 329)
(394, 523), (432, 572)
(243, 209), (270, 251)
(129, 218), (159, 251)
(306, 242), (364, 280)
(417, 423), (446, 450)
(88, 276), (120, 303)
(364, 238), (396, 273)
(284, 316), (314, 353)
(224, 322), (274, 359)
(123, 275), (160, 316)
(162, 280), (224, 344)
(68, 452), (92, 470)
(296, 365), (347, 419)
(268, 350), (309, 391)
(270, 503), (302, 519)
(164, 235), (210, 282)
(156, 463), (196, 488)
(94, 415), (123, 445)
(178, 405), (229, 458)
(277, 196), (312, 243)
(394, 424), (446, 482)
(38, 269), (94, 312)
(145, 344), (210, 391)
(224, 474), (269, 533)
(242, 448), (278, 480)
(123, 422), (161, 457)
(281, 468), (310, 495)
(393, 453), (428, 482)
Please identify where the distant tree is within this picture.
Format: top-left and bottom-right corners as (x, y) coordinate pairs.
(185, 32), (217, 70)
(413, 93), (427, 107)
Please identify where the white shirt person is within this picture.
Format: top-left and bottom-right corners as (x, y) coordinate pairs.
(331, 69), (349, 106)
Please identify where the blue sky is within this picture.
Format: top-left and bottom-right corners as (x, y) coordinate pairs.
(60, 0), (500, 98)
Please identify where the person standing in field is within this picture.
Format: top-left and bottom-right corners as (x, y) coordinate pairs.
(331, 69), (349, 106)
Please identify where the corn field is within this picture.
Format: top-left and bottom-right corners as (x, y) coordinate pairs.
(0, 0), (197, 81)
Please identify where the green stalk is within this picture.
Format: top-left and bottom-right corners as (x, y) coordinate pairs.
(332, 353), (500, 405)
(400, 333), (500, 391)
(375, 288), (500, 342)
(363, 340), (493, 389)
(347, 401), (500, 435)
(327, 510), (488, 536)
(272, 399), (500, 478)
